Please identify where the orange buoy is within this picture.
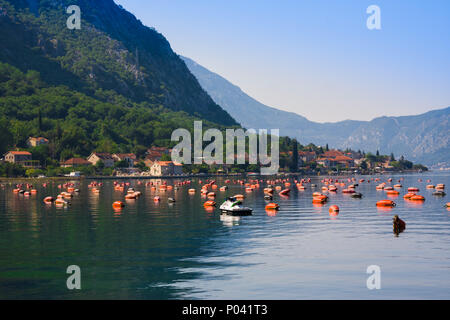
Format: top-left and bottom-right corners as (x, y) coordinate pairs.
(55, 198), (68, 206)
(154, 196), (161, 202)
(313, 195), (328, 204)
(203, 200), (216, 207)
(403, 193), (416, 199)
(408, 187), (420, 192)
(234, 194), (245, 200)
(329, 205), (340, 214)
(377, 200), (396, 207)
(43, 196), (54, 204)
(125, 194), (136, 200)
(387, 190), (400, 195)
(410, 195), (425, 201)
(279, 189), (291, 196)
(113, 201), (125, 209)
(265, 203), (280, 210)
(312, 192), (322, 197)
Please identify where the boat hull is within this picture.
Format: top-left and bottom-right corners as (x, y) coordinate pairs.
(220, 209), (253, 216)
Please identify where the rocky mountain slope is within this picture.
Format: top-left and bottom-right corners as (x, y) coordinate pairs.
(182, 56), (449, 167)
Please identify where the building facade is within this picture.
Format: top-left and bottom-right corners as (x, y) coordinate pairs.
(87, 153), (115, 168)
(27, 137), (49, 148)
(150, 161), (183, 176)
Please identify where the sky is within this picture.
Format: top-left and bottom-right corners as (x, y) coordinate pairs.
(114, 0), (450, 123)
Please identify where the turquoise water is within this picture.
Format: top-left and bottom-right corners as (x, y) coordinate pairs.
(0, 173), (449, 299)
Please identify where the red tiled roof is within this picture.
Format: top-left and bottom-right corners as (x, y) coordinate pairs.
(62, 158), (91, 165)
(323, 150), (344, 158)
(114, 153), (137, 160)
(92, 153), (114, 160)
(149, 147), (169, 152)
(335, 155), (353, 161)
(158, 161), (174, 166)
(8, 151), (32, 156)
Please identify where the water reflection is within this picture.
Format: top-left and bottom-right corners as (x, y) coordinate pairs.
(220, 214), (241, 227)
(0, 173), (449, 299)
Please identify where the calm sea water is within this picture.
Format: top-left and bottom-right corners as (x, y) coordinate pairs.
(0, 173), (449, 300)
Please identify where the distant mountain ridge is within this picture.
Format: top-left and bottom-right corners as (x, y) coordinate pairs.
(182, 56), (449, 167)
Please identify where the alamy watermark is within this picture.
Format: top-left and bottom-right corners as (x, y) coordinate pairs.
(367, 5), (381, 30)
(66, 265), (81, 290)
(171, 121), (280, 175)
(66, 5), (81, 30)
(366, 265), (381, 290)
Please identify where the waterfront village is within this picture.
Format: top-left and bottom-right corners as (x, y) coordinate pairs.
(0, 136), (427, 178)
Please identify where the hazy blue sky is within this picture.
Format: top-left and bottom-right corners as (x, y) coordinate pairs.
(115, 0), (450, 123)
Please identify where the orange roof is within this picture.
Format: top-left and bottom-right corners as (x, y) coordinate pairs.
(298, 151), (316, 155)
(92, 153), (114, 160)
(323, 150), (344, 158)
(29, 137), (49, 142)
(62, 158), (91, 165)
(114, 153), (137, 160)
(335, 155), (353, 161)
(158, 161), (173, 166)
(8, 151), (32, 156)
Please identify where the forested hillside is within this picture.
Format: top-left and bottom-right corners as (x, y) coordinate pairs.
(0, 0), (239, 161)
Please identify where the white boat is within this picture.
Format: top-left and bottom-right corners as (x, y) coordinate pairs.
(219, 197), (253, 216)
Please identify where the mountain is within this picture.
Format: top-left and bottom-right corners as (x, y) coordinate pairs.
(0, 0), (243, 160)
(0, 0), (237, 126)
(182, 56), (450, 167)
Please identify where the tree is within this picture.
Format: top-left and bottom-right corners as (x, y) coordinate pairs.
(0, 118), (12, 155)
(360, 160), (368, 170)
(95, 160), (105, 171)
(38, 108), (42, 133)
(290, 139), (299, 172)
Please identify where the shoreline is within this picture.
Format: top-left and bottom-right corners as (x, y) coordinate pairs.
(0, 170), (440, 183)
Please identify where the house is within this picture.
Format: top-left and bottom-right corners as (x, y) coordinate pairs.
(112, 153), (137, 167)
(323, 150), (345, 158)
(334, 155), (355, 168)
(147, 146), (170, 155)
(298, 151), (317, 163)
(145, 150), (163, 163)
(87, 153), (115, 168)
(144, 157), (155, 169)
(317, 155), (355, 168)
(150, 161), (183, 176)
(4, 151), (39, 168)
(61, 158), (92, 168)
(27, 137), (49, 148)
(316, 157), (331, 168)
